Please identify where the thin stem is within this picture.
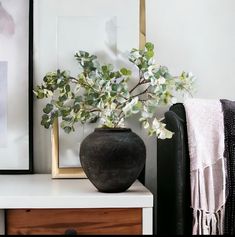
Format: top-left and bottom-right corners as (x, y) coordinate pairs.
(129, 79), (149, 94)
(182, 86), (193, 97)
(173, 76), (193, 97)
(88, 109), (101, 113)
(114, 113), (125, 128)
(69, 76), (79, 82)
(131, 86), (151, 98)
(129, 80), (142, 94)
(129, 70), (145, 94)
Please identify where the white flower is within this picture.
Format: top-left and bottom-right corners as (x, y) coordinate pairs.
(123, 97), (139, 116)
(99, 79), (105, 86)
(151, 118), (173, 139)
(144, 71), (151, 79)
(150, 77), (158, 86)
(158, 77), (166, 85)
(188, 72), (193, 78)
(158, 129), (173, 139)
(116, 96), (126, 103)
(129, 97), (139, 106)
(99, 117), (106, 125)
(111, 103), (117, 110)
(152, 118), (160, 130)
(143, 121), (150, 129)
(135, 59), (141, 65)
(97, 100), (104, 109)
(103, 109), (111, 117)
(132, 51), (141, 59)
(86, 77), (94, 86)
(141, 106), (154, 119)
(118, 118), (125, 127)
(148, 58), (156, 65)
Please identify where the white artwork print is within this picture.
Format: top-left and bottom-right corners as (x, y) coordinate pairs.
(34, 0), (139, 168)
(57, 16), (118, 168)
(0, 62), (7, 148)
(0, 0), (29, 170)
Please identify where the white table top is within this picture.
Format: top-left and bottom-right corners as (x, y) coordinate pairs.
(0, 174), (153, 209)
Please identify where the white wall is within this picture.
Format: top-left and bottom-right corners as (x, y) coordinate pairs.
(146, 0), (235, 100)
(146, 0), (235, 233)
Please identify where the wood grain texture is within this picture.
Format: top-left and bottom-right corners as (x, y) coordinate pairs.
(6, 208), (142, 235)
(51, 119), (86, 179)
(139, 0), (146, 49)
(0, 210), (5, 235)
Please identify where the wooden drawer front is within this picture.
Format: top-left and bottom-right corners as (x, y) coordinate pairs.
(6, 209), (142, 235)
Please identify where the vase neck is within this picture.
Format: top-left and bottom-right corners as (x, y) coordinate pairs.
(94, 128), (132, 133)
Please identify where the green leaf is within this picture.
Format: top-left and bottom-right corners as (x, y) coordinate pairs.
(120, 68), (131, 76)
(102, 65), (108, 73)
(33, 87), (45, 99)
(44, 122), (50, 129)
(133, 101), (142, 110)
(107, 64), (114, 71)
(115, 71), (122, 78)
(89, 116), (99, 123)
(62, 116), (72, 122)
(43, 104), (54, 114)
(51, 110), (59, 118)
(59, 94), (68, 102)
(110, 72), (115, 78)
(145, 51), (154, 60)
(79, 51), (89, 57)
(61, 107), (71, 117)
(65, 84), (70, 93)
(64, 126), (72, 134)
(112, 84), (118, 92)
(75, 96), (83, 103)
(42, 114), (49, 120)
(145, 42), (154, 51)
(37, 92), (44, 99)
(41, 114), (51, 128)
(73, 104), (80, 113)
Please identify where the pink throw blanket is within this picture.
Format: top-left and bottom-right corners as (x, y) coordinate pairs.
(184, 98), (226, 235)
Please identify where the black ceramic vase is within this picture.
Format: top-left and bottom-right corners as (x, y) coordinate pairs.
(80, 128), (146, 193)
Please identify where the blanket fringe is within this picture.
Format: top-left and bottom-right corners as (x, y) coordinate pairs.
(193, 207), (225, 235)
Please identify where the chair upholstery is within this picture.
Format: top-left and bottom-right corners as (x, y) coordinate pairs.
(156, 103), (192, 235)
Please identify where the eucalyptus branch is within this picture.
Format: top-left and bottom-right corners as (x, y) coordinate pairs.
(114, 113), (125, 128)
(34, 42), (194, 138)
(69, 77), (79, 83)
(129, 71), (145, 94)
(181, 86), (193, 97)
(131, 86), (151, 98)
(89, 109), (101, 113)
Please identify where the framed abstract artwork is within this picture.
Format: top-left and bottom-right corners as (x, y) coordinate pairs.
(34, 0), (143, 178)
(0, 0), (33, 173)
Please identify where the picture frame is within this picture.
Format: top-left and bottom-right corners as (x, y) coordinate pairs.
(51, 118), (86, 178)
(49, 0), (146, 179)
(0, 0), (33, 174)
(33, 0), (144, 178)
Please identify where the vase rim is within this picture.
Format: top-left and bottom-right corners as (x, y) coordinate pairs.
(95, 127), (132, 132)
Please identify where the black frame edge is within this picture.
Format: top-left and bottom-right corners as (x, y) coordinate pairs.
(0, 0), (34, 174)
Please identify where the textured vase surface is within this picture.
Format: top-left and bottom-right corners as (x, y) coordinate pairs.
(80, 128), (146, 193)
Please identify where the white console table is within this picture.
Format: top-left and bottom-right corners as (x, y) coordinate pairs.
(0, 174), (153, 235)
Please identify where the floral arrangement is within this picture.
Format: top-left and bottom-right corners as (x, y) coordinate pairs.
(34, 42), (194, 139)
